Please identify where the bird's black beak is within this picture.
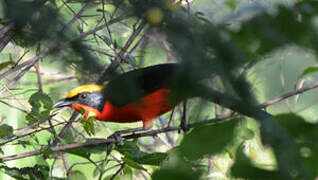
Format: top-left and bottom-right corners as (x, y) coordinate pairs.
(52, 98), (74, 109)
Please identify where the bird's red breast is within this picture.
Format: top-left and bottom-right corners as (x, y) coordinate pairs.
(97, 88), (172, 128)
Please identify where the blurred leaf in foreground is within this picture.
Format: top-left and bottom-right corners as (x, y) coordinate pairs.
(180, 119), (239, 160)
(275, 113), (318, 179)
(231, 145), (282, 179)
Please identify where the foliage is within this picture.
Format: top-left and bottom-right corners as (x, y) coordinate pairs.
(0, 0), (317, 180)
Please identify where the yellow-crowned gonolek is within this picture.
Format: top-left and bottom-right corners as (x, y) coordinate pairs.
(53, 63), (182, 130)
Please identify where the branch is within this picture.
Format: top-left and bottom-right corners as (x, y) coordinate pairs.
(259, 80), (318, 108)
(0, 22), (15, 53)
(0, 119), (209, 162)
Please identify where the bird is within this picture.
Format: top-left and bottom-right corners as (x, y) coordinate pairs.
(52, 63), (184, 133)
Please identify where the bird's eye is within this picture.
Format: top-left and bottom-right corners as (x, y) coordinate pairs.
(80, 93), (87, 99)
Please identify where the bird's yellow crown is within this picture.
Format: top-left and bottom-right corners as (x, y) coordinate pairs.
(66, 84), (104, 98)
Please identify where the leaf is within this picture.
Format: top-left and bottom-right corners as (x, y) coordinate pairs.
(0, 124), (13, 138)
(85, 138), (108, 154)
(0, 165), (50, 180)
(135, 153), (168, 166)
(237, 119), (255, 141)
(103, 36), (112, 46)
(113, 40), (118, 49)
(70, 170), (87, 180)
(180, 119), (238, 160)
(16, 140), (31, 148)
(231, 145), (282, 179)
(0, 61), (12, 71)
(64, 148), (91, 159)
(152, 154), (201, 180)
(80, 117), (96, 136)
(240, 127), (254, 140)
(122, 157), (146, 171)
(275, 113), (318, 179)
(26, 91), (53, 124)
(64, 138), (108, 159)
(300, 66), (318, 78)
(116, 140), (168, 166)
(28, 91), (53, 110)
(275, 113), (318, 143)
(43, 147), (54, 158)
(225, 0), (236, 10)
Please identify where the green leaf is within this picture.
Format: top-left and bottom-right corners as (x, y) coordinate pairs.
(0, 165), (50, 180)
(237, 119), (255, 141)
(135, 153), (168, 166)
(70, 170), (87, 180)
(225, 0), (236, 10)
(0, 61), (12, 71)
(275, 113), (318, 143)
(28, 91), (53, 110)
(64, 147), (91, 159)
(180, 119), (238, 160)
(275, 113), (318, 179)
(231, 145), (282, 179)
(16, 140), (31, 148)
(152, 155), (201, 180)
(26, 91), (53, 124)
(64, 139), (108, 159)
(113, 40), (118, 49)
(80, 117), (96, 136)
(122, 157), (146, 171)
(85, 138), (108, 154)
(103, 36), (112, 46)
(116, 140), (168, 166)
(43, 147), (54, 158)
(0, 124), (13, 138)
(300, 66), (318, 78)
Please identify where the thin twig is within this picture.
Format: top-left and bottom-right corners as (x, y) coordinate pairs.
(34, 45), (43, 92)
(101, 0), (113, 43)
(0, 22), (15, 53)
(97, 20), (146, 84)
(0, 100), (28, 114)
(66, 160), (105, 178)
(259, 80), (318, 108)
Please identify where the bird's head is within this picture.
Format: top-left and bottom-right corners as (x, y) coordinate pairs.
(52, 84), (105, 119)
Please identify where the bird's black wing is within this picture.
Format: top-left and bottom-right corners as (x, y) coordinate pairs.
(102, 63), (179, 107)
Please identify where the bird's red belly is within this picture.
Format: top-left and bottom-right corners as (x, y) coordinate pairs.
(97, 89), (173, 126)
